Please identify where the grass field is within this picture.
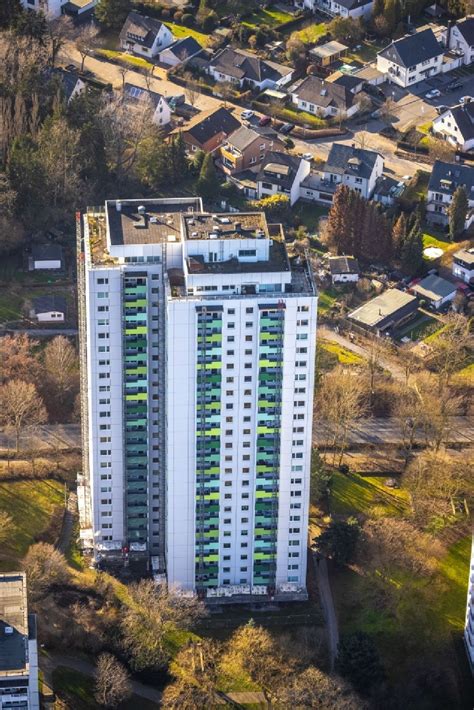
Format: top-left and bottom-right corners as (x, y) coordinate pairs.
(292, 202), (329, 233)
(320, 340), (365, 366)
(396, 312), (441, 341)
(163, 21), (211, 46)
(52, 667), (157, 710)
(346, 41), (380, 64)
(317, 288), (338, 313)
(97, 49), (155, 71)
(423, 231), (451, 252)
(0, 479), (64, 570)
(294, 21), (327, 43)
(242, 8), (293, 28)
(329, 471), (409, 518)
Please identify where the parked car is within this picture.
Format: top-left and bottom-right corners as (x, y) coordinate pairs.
(446, 81), (462, 92)
(301, 152), (313, 161)
(65, 64), (76, 72)
(241, 110), (254, 120)
(258, 114), (271, 126)
(460, 96), (474, 105)
(436, 105), (450, 114)
(280, 122), (295, 134)
(425, 89), (441, 99)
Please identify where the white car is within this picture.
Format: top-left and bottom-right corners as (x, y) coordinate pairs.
(460, 96), (474, 105)
(302, 153), (313, 161)
(241, 110), (254, 119)
(425, 89), (441, 99)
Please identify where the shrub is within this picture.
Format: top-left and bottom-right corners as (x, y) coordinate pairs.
(182, 13), (194, 26)
(174, 10), (183, 21)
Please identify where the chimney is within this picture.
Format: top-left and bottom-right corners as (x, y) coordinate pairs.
(446, 19), (454, 49)
(116, 200), (122, 212)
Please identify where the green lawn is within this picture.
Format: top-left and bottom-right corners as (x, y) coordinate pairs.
(396, 312), (441, 342)
(294, 21), (327, 43)
(436, 535), (471, 632)
(329, 471), (409, 518)
(318, 288), (338, 314)
(0, 480), (64, 570)
(423, 231), (451, 252)
(320, 340), (365, 366)
(242, 8), (293, 28)
(346, 41), (380, 64)
(164, 21), (211, 46)
(97, 49), (155, 71)
(292, 202), (329, 234)
(456, 361), (474, 379)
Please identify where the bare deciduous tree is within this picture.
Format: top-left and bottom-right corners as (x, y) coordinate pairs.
(22, 543), (70, 599)
(75, 23), (99, 73)
(0, 379), (47, 452)
(276, 666), (365, 710)
(94, 653), (132, 709)
(183, 73), (199, 108)
(162, 639), (222, 709)
(427, 313), (473, 389)
(121, 580), (206, 671)
(47, 15), (75, 67)
(316, 366), (368, 465)
(0, 511), (14, 545)
(40, 336), (79, 420)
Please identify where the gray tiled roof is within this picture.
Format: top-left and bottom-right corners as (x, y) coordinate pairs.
(291, 75), (356, 111)
(443, 102), (474, 142)
(186, 107), (241, 145)
(378, 28), (442, 68)
(257, 152), (302, 190)
(428, 159), (474, 196)
(325, 143), (381, 180)
(455, 17), (474, 46)
(210, 47), (292, 84)
(165, 36), (202, 59)
(120, 11), (165, 49)
(33, 295), (67, 314)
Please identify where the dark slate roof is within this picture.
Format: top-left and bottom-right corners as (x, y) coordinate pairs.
(333, 0), (372, 9)
(378, 28), (442, 68)
(186, 107), (241, 145)
(123, 83), (165, 109)
(33, 295), (67, 314)
(325, 144), (381, 180)
(292, 75), (356, 111)
(374, 174), (405, 198)
(256, 152), (302, 190)
(445, 102), (474, 142)
(329, 256), (359, 274)
(210, 47), (292, 84)
(31, 244), (63, 262)
(50, 68), (82, 102)
(330, 73), (362, 91)
(120, 11), (165, 49)
(165, 36), (201, 59)
(428, 159), (474, 198)
(455, 17), (474, 46)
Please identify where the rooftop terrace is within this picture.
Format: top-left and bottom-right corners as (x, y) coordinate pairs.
(182, 212), (269, 241)
(106, 198), (202, 246)
(0, 573), (28, 675)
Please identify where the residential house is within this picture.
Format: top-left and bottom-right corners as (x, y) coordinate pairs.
(426, 160), (474, 228)
(326, 71), (365, 94)
(220, 126), (284, 175)
(299, 144), (384, 204)
(256, 152), (311, 205)
(0, 572), (39, 710)
(452, 247), (474, 283)
(31, 295), (67, 323)
(177, 107), (241, 155)
(443, 16), (474, 65)
(377, 28), (443, 87)
(21, 0), (96, 17)
(294, 0), (373, 18)
(432, 102), (474, 152)
(159, 36), (202, 67)
(348, 289), (418, 335)
(290, 75), (361, 119)
(309, 41), (348, 67)
(410, 274), (457, 309)
(373, 174), (406, 206)
(207, 47), (293, 90)
(329, 256), (360, 283)
(51, 68), (86, 104)
(123, 83), (171, 127)
(120, 12), (174, 58)
(29, 244), (64, 271)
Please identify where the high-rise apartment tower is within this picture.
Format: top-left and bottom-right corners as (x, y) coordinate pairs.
(77, 198), (317, 601)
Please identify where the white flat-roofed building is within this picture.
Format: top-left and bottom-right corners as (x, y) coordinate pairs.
(78, 198), (317, 602)
(0, 572), (39, 709)
(453, 247), (474, 283)
(464, 535), (474, 672)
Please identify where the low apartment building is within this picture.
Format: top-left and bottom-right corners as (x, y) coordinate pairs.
(294, 0), (373, 18)
(120, 12), (174, 58)
(299, 144), (383, 204)
(452, 247), (474, 283)
(432, 102), (474, 152)
(0, 572), (39, 709)
(377, 28), (443, 87)
(220, 127), (283, 175)
(426, 160), (474, 228)
(443, 16), (474, 66)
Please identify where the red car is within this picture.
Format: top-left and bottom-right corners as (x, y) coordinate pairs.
(258, 115), (272, 126)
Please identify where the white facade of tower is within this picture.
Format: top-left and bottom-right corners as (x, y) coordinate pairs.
(78, 199), (317, 600)
(464, 534), (474, 672)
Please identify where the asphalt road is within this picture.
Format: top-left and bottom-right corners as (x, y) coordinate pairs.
(2, 417), (473, 453)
